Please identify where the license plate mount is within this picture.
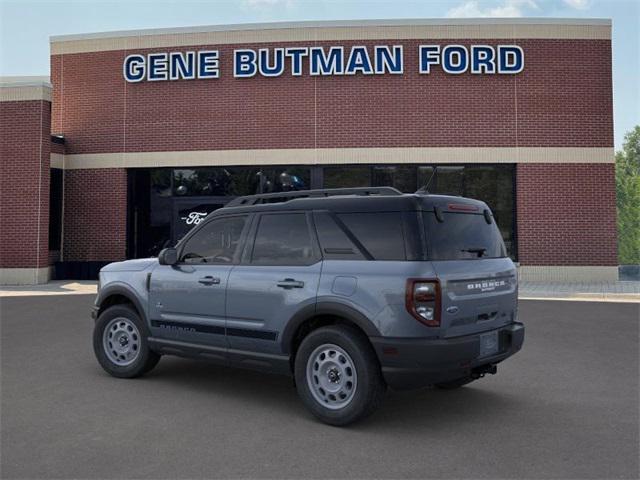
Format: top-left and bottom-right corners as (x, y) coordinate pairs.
(479, 331), (499, 358)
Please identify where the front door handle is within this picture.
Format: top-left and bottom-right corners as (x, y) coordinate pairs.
(277, 278), (305, 289)
(198, 276), (221, 286)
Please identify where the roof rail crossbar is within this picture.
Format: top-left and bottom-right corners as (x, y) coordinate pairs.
(226, 187), (402, 207)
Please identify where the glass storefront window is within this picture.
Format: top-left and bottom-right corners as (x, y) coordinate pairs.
(129, 163), (517, 261)
(323, 166), (371, 189)
(417, 166), (435, 192)
(434, 166), (464, 196)
(372, 165), (417, 193)
(172, 167), (310, 196)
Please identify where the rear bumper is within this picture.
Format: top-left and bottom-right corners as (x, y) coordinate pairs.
(370, 322), (524, 390)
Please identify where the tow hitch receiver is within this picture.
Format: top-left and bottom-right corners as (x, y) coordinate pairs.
(471, 364), (497, 379)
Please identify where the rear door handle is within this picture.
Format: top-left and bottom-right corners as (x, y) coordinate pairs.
(198, 276), (221, 285)
(277, 278), (305, 289)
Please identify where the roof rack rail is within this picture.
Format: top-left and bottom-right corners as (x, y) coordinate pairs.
(226, 187), (402, 207)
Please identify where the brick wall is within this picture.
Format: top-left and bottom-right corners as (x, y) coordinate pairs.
(0, 100), (50, 269)
(62, 168), (127, 261)
(516, 163), (617, 266)
(51, 140), (65, 154)
(51, 39), (612, 154)
(47, 34), (615, 269)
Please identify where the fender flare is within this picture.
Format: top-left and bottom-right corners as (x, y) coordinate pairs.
(280, 301), (381, 354)
(95, 283), (148, 325)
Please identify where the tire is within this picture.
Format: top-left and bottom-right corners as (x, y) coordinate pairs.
(93, 304), (160, 378)
(294, 325), (386, 426)
(435, 376), (476, 390)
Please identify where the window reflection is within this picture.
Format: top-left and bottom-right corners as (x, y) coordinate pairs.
(172, 167), (309, 196)
(131, 163), (517, 261)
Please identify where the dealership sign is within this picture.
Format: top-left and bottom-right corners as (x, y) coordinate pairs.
(123, 44), (524, 82)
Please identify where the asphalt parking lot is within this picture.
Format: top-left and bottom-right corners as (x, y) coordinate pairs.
(1, 295), (638, 479)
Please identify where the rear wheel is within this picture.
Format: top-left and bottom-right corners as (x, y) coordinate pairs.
(294, 325), (386, 426)
(93, 304), (160, 378)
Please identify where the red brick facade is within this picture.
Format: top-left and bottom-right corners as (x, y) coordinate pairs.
(62, 168), (127, 261)
(51, 39), (612, 154)
(517, 163), (617, 266)
(0, 99), (50, 269)
(1, 21), (616, 282)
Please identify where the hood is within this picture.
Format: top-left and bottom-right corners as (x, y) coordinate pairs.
(101, 258), (158, 272)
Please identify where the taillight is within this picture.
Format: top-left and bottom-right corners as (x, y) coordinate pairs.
(405, 279), (441, 327)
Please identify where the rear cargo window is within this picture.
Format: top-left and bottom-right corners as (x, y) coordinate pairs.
(337, 213), (406, 261)
(424, 212), (507, 260)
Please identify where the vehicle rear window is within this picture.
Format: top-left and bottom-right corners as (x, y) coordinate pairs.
(337, 212), (406, 261)
(424, 212), (507, 260)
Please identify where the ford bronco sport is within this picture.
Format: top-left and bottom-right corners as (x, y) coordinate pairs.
(92, 187), (524, 425)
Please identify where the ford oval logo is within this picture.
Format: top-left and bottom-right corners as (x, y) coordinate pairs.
(446, 306), (459, 315)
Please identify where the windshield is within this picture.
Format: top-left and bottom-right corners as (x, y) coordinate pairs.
(424, 211), (507, 260)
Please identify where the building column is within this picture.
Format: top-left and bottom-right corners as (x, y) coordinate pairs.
(0, 78), (52, 285)
(516, 163), (618, 282)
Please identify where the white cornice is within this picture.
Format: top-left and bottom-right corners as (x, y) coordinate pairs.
(50, 18), (612, 55)
(54, 147), (614, 170)
(0, 77), (52, 102)
(50, 18), (612, 42)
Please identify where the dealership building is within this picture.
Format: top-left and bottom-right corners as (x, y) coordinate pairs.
(0, 18), (617, 284)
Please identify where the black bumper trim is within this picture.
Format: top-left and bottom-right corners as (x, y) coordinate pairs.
(370, 322), (524, 390)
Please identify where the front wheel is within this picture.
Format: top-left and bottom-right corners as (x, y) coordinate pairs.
(294, 325), (386, 426)
(93, 304), (160, 378)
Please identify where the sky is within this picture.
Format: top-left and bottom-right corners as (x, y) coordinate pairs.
(0, 0), (638, 149)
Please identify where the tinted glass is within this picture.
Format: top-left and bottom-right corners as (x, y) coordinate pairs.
(372, 165), (417, 193)
(173, 167), (310, 196)
(180, 216), (247, 264)
(338, 213), (406, 260)
(465, 166), (515, 257)
(49, 169), (63, 250)
(313, 212), (365, 260)
(416, 165), (516, 259)
(323, 166), (371, 188)
(434, 166), (464, 196)
(424, 212), (507, 260)
(252, 214), (316, 265)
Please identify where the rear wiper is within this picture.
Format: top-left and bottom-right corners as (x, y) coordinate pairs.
(461, 247), (487, 258)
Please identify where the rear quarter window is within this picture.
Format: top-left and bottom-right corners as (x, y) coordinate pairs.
(424, 211), (507, 260)
(337, 212), (406, 261)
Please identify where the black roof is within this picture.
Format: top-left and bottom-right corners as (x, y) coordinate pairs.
(216, 187), (489, 216)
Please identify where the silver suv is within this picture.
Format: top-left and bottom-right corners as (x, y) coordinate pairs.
(92, 187), (524, 425)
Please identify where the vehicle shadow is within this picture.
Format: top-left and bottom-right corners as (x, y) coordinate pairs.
(139, 356), (522, 431)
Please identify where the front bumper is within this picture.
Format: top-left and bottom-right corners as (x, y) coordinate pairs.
(370, 322), (524, 390)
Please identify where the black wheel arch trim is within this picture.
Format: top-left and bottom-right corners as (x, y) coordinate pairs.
(280, 301), (381, 354)
(95, 283), (148, 325)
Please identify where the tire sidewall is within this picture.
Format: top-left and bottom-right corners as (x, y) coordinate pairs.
(294, 326), (384, 426)
(93, 304), (157, 378)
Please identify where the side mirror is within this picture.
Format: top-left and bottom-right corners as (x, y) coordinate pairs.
(158, 247), (178, 266)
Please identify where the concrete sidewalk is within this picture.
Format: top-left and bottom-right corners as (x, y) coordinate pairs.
(0, 281), (97, 297)
(1, 280), (639, 303)
(519, 281), (640, 303)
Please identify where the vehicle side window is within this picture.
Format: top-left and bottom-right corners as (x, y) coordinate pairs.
(313, 212), (366, 260)
(251, 213), (317, 265)
(337, 212), (406, 261)
(180, 216), (247, 264)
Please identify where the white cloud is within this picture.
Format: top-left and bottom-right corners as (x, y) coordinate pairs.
(446, 0), (539, 18)
(562, 0), (590, 10)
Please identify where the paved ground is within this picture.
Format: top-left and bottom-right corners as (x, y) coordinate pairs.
(1, 296), (638, 479)
(2, 279), (639, 302)
(519, 280), (640, 302)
